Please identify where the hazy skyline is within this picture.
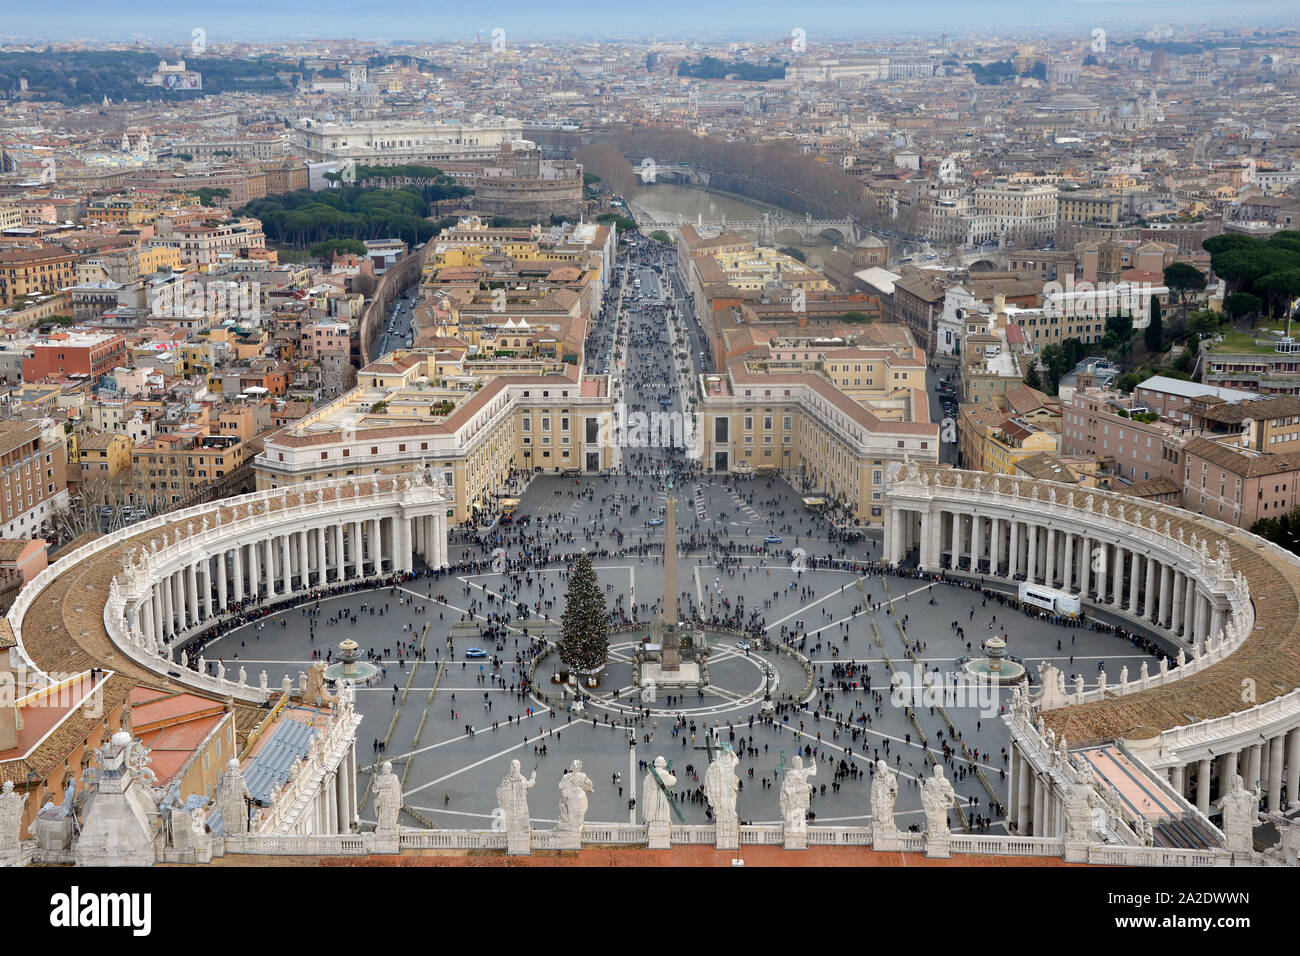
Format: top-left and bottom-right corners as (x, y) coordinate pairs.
(2, 0), (1298, 44)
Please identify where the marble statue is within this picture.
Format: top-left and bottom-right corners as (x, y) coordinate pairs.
(557, 759), (594, 847)
(215, 759), (253, 836)
(1062, 766), (1098, 844)
(0, 780), (28, 862)
(779, 755), (817, 847)
(920, 765), (959, 856)
(870, 759), (899, 837)
(703, 743), (741, 848)
(1217, 774), (1259, 855)
(496, 759), (536, 854)
(373, 760), (402, 833)
(642, 756), (677, 837)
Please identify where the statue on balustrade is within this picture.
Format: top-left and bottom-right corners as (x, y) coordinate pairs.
(703, 743), (740, 842)
(642, 756), (677, 829)
(920, 764), (958, 836)
(871, 759), (899, 836)
(779, 755), (816, 836)
(557, 759), (594, 841)
(373, 760), (402, 834)
(496, 759), (536, 852)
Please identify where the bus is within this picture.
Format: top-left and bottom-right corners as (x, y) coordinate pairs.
(500, 498), (521, 519)
(1017, 582), (1082, 619)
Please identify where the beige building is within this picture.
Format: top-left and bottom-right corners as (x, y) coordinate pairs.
(255, 351), (617, 521)
(696, 343), (938, 523)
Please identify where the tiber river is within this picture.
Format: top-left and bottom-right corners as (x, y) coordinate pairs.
(623, 182), (840, 267)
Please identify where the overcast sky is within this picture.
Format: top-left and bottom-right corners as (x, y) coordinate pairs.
(3, 0), (1297, 44)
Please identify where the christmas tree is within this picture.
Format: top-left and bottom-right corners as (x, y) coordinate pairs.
(559, 554), (609, 673)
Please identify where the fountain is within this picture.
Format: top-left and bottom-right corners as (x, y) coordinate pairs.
(960, 635), (1026, 685)
(323, 639), (379, 685)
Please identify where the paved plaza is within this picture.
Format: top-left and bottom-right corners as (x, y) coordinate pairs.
(203, 470), (1165, 834)
(198, 238), (1167, 836)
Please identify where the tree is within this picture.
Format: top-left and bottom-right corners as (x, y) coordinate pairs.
(310, 238), (367, 259)
(1256, 269), (1300, 322)
(559, 555), (609, 673)
(1144, 296), (1163, 353)
(1222, 292), (1263, 323)
(1022, 361), (1042, 391)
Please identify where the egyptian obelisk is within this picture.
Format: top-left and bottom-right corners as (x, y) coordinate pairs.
(661, 479), (680, 671)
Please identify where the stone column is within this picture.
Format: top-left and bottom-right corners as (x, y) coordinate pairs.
(988, 516), (1001, 575)
(440, 514), (450, 569)
(184, 563), (198, 626)
(249, 541), (260, 601)
(1017, 757), (1032, 834)
(1009, 520), (1020, 579)
(335, 764), (348, 833)
(1108, 546), (1121, 607)
(316, 526), (327, 585)
(1246, 744), (1262, 789)
(1045, 527), (1056, 587)
(1196, 758), (1212, 816)
(352, 521), (363, 577)
(372, 517), (383, 574)
(1128, 553), (1142, 615)
(951, 511), (964, 570)
(1170, 764), (1185, 798)
(334, 523), (345, 581)
(1158, 562), (1171, 628)
(1184, 583), (1198, 642)
(1032, 774), (1045, 837)
(1027, 523), (1038, 584)
(1080, 536), (1093, 599)
(1062, 532), (1075, 592)
(1286, 730), (1300, 813)
(1269, 736), (1284, 813)
(298, 530), (310, 589)
(217, 550), (228, 609)
(233, 545), (245, 602)
(1195, 594), (1208, 646)
(201, 560), (213, 620)
(1142, 555), (1156, 621)
(970, 513), (983, 573)
(160, 572), (173, 637)
(1209, 603), (1224, 645)
(1171, 572), (1184, 635)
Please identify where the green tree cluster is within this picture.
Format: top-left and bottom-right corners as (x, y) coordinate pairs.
(1204, 231), (1300, 322)
(239, 183), (465, 249)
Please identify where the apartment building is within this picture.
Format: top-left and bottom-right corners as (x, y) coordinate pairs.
(0, 242), (78, 309)
(973, 182), (1059, 242)
(20, 331), (130, 381)
(1060, 385), (1189, 486)
(0, 419), (69, 538)
(75, 431), (133, 482)
(148, 216), (266, 267)
(1130, 376), (1257, 425)
(1181, 436), (1300, 528)
(131, 429), (249, 507)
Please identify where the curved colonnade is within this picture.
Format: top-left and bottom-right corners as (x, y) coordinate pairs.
(883, 463), (1300, 826)
(10, 469), (452, 708)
